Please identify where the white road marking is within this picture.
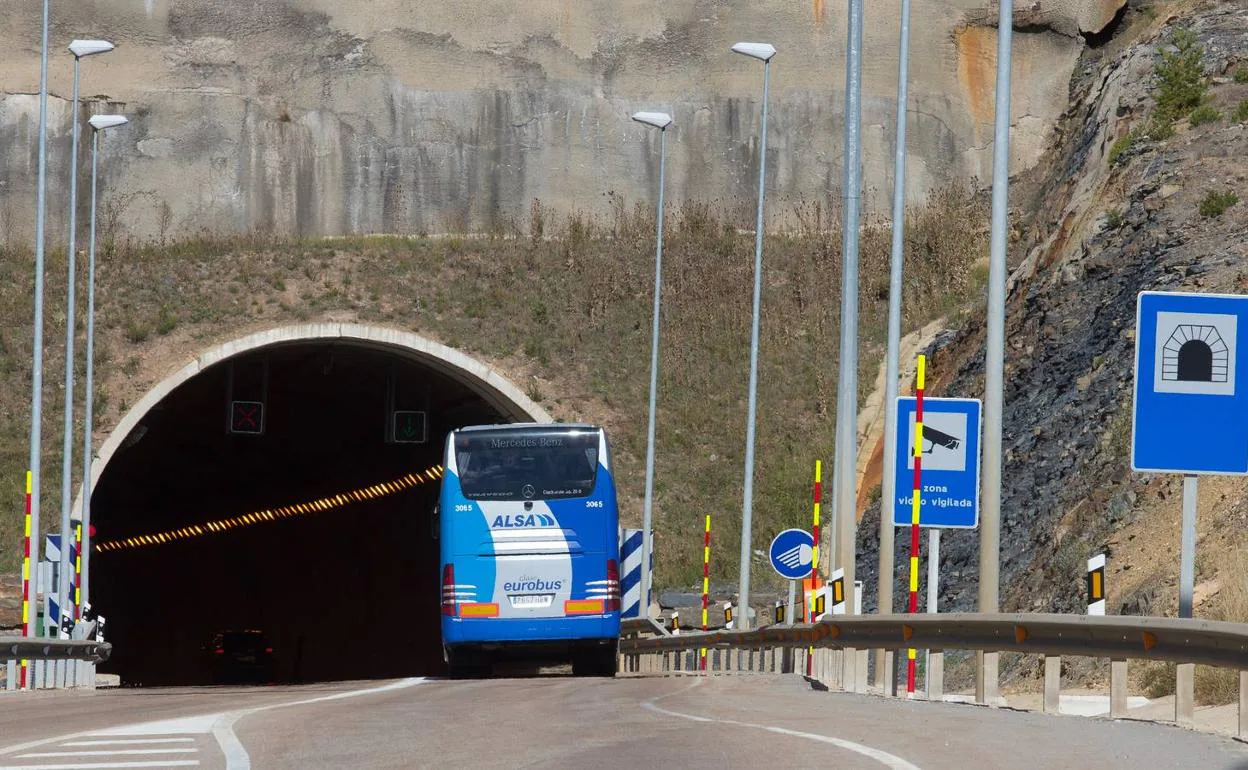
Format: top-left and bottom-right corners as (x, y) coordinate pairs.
(91, 716), (218, 737)
(18, 749), (197, 758)
(642, 680), (922, 770)
(0, 678), (428, 770)
(0, 762), (198, 770)
(208, 677), (429, 770)
(62, 740), (195, 747)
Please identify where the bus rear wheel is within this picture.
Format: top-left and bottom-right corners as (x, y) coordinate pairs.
(572, 647), (617, 678)
(446, 651), (492, 680)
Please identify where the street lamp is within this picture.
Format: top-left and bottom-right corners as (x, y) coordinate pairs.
(79, 114), (128, 620)
(57, 39), (115, 649)
(730, 41), (776, 630)
(26, 0), (53, 667)
(630, 110), (672, 618)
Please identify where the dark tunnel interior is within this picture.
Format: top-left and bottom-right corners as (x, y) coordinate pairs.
(91, 341), (508, 686)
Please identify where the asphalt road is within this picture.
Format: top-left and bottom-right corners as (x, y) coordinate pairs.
(2, 674), (1246, 769)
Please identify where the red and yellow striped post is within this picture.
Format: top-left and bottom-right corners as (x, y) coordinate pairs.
(74, 523), (82, 620)
(811, 460), (821, 586)
(807, 460), (822, 675)
(20, 471), (32, 689)
(906, 355), (927, 697)
(700, 513), (710, 671)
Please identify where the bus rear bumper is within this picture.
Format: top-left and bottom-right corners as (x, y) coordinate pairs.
(442, 615), (620, 646)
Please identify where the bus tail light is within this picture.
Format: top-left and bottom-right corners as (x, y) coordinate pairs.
(606, 559), (621, 612)
(441, 564), (455, 616)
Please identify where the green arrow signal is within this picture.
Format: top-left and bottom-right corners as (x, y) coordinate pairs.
(394, 411), (424, 442)
(400, 414), (417, 438)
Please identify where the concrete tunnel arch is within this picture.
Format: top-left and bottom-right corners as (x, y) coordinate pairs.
(80, 323), (552, 685)
(80, 322), (552, 507)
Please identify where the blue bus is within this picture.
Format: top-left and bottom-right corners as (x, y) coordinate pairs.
(438, 423), (621, 677)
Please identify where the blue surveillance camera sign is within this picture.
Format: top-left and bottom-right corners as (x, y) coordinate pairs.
(891, 397), (981, 529)
(1133, 291), (1248, 475)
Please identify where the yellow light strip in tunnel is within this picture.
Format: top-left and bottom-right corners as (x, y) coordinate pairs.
(94, 464), (445, 553)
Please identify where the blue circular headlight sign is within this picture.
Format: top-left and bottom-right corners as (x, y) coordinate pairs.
(769, 528), (815, 580)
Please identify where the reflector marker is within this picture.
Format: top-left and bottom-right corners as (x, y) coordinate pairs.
(94, 464), (445, 552)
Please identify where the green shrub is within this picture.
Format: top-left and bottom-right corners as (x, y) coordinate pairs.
(1139, 660), (1177, 697)
(1233, 100), (1248, 124)
(1234, 66), (1248, 84)
(1188, 105), (1221, 126)
(1198, 190), (1239, 218)
(1146, 117), (1175, 141)
(1155, 28), (1207, 120)
(1105, 208), (1125, 230)
(124, 320), (149, 344)
(1108, 133), (1135, 165)
(156, 305), (179, 336)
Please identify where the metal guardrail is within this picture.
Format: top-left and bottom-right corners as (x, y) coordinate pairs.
(2, 639), (112, 662)
(619, 613), (1248, 669)
(620, 612), (1248, 739)
(620, 617), (670, 637)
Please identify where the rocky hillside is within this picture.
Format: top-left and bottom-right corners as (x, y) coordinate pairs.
(857, 0), (1247, 652)
(0, 0), (1122, 240)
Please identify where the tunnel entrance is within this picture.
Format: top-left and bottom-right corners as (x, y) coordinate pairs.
(88, 326), (547, 686)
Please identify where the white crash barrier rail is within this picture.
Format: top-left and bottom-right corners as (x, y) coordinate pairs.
(2, 639), (112, 662)
(617, 613), (1248, 739)
(2, 639), (111, 691)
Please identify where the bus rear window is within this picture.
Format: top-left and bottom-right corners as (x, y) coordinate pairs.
(454, 429), (599, 501)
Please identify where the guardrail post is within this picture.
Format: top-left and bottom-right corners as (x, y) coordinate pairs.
(1110, 659), (1128, 719)
(1043, 656), (1060, 714)
(1239, 671), (1247, 740)
(926, 651), (944, 701)
(1176, 663), (1195, 727)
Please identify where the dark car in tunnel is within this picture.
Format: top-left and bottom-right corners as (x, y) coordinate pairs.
(205, 630), (276, 684)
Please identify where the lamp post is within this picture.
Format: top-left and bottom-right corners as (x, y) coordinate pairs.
(832, 0), (865, 690)
(26, 0), (52, 663)
(877, 0), (913, 693)
(57, 39), (115, 652)
(978, 0), (1014, 706)
(730, 41), (776, 630)
(80, 114), (128, 619)
(630, 110), (672, 618)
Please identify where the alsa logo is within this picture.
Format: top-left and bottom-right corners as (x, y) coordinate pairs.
(491, 513), (556, 528)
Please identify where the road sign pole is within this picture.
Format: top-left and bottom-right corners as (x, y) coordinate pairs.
(925, 528), (941, 700)
(1178, 474), (1198, 726)
(787, 579), (796, 626)
(1179, 475), (1197, 618)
